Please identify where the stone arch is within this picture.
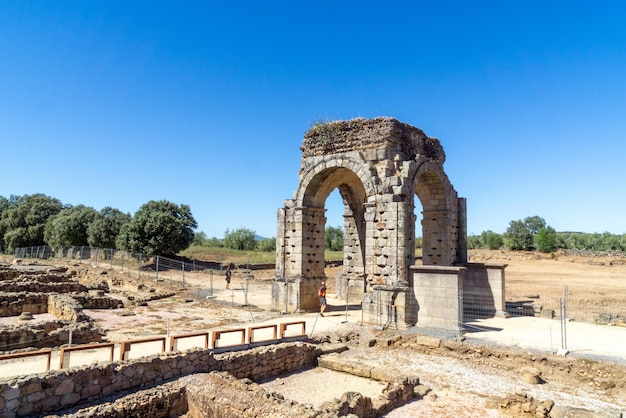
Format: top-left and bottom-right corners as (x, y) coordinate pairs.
(273, 117), (503, 331)
(274, 154), (375, 311)
(294, 153), (377, 208)
(407, 160), (463, 267)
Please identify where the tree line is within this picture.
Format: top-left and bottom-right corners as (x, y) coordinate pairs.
(2, 195), (622, 257)
(468, 215), (626, 253)
(0, 193), (275, 257)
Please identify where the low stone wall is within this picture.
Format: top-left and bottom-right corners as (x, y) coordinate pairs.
(0, 342), (321, 417)
(318, 353), (420, 416)
(47, 294), (89, 322)
(37, 344), (422, 418)
(45, 379), (189, 418)
(0, 291), (121, 320)
(0, 321), (102, 351)
(0, 293), (49, 317)
(72, 293), (123, 310)
(0, 280), (87, 294)
(0, 269), (20, 281)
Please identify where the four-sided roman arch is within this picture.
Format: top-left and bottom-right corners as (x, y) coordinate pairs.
(273, 117), (506, 331)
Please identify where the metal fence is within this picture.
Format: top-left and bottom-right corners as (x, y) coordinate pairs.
(461, 282), (626, 364)
(11, 245), (298, 325)
(14, 244), (229, 288)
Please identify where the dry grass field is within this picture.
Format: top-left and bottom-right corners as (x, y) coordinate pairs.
(469, 249), (626, 323)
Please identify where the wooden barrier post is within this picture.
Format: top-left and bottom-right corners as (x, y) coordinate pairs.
(247, 324), (278, 344)
(119, 336), (166, 361)
(169, 331), (210, 351)
(0, 348), (52, 372)
(59, 343), (115, 369)
(279, 321), (306, 339)
(211, 328), (246, 349)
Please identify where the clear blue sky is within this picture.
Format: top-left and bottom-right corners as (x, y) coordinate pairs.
(2, 1), (625, 238)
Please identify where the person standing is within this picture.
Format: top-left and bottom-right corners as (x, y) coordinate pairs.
(318, 281), (327, 316)
(225, 265), (232, 289)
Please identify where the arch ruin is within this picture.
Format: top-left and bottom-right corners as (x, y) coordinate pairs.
(273, 117), (506, 330)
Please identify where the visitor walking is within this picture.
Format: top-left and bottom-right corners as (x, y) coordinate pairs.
(225, 265), (232, 289)
(319, 281), (327, 316)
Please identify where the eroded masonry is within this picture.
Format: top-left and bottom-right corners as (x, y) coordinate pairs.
(273, 117), (507, 330)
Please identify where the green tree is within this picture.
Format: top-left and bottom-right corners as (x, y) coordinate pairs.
(116, 200), (197, 256)
(0, 196), (9, 253)
(481, 230), (504, 250)
(192, 231), (208, 246)
(44, 205), (99, 248)
(0, 194), (63, 252)
(504, 219), (534, 251)
(598, 232), (622, 251)
(557, 232), (589, 250)
(223, 227), (257, 251)
(324, 225), (344, 251)
(534, 226), (557, 253)
(87, 207), (131, 248)
(467, 234), (481, 249)
(523, 216), (546, 235)
(257, 237), (276, 252)
(0, 196), (8, 214)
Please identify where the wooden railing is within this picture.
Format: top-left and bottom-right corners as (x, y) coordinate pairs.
(0, 320), (308, 374)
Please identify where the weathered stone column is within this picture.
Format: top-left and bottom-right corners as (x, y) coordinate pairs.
(273, 205), (326, 311)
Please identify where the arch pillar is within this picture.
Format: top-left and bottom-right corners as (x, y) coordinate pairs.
(273, 203), (326, 312)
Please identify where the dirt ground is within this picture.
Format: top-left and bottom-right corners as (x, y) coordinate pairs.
(3, 250), (626, 416)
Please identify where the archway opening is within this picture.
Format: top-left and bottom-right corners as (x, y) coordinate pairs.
(301, 167), (368, 305)
(412, 196), (424, 267)
(413, 170), (450, 266)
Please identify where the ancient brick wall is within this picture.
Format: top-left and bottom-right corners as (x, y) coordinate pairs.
(47, 294), (89, 322)
(0, 293), (48, 317)
(0, 342), (321, 417)
(0, 321), (102, 351)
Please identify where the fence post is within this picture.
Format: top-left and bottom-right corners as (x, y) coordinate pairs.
(121, 252), (125, 272)
(155, 256), (160, 281)
(563, 285), (568, 351)
(343, 278), (349, 323)
(138, 253), (142, 278)
(182, 261), (185, 289)
(110, 249), (113, 270)
(245, 257), (250, 304)
(208, 270), (214, 298)
(284, 279), (290, 314)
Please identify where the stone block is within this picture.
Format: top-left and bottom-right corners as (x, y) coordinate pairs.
(415, 335), (441, 348)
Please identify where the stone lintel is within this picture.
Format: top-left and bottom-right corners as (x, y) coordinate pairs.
(410, 265), (467, 274)
(372, 284), (410, 292)
(464, 262), (508, 270)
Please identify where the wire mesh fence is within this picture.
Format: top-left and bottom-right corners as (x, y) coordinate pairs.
(14, 244), (228, 285)
(461, 282), (626, 363)
(12, 245), (286, 325)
